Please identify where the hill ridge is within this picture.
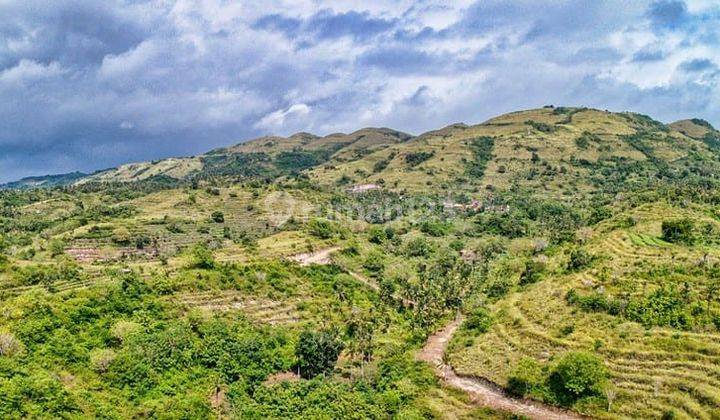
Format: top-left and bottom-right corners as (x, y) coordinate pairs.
(3, 107), (718, 190)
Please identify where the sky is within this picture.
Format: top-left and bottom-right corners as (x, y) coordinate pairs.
(1, 0), (719, 182)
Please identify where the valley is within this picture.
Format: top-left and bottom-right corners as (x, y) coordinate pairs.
(1, 107), (720, 418)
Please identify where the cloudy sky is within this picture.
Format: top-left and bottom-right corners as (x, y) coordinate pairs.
(1, 0), (719, 182)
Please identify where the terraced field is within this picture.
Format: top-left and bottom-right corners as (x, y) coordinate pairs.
(176, 290), (305, 325)
(448, 202), (720, 418)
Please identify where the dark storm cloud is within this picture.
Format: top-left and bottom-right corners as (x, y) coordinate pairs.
(253, 9), (397, 43)
(1, 0), (719, 183)
(632, 49), (667, 62)
(647, 0), (688, 30)
(0, 0), (151, 70)
(679, 58), (717, 72)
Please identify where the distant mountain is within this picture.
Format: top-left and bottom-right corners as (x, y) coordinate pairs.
(70, 127), (413, 186)
(1, 171), (87, 189)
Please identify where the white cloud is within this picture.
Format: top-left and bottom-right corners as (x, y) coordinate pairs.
(255, 103), (312, 132)
(0, 59), (64, 84)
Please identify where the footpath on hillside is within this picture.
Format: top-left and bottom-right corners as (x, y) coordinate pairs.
(418, 315), (583, 420)
(290, 247), (583, 419)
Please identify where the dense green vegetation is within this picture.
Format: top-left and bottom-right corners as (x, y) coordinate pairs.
(2, 108), (720, 418)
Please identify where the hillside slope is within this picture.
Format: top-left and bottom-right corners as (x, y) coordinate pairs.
(2, 106), (720, 418)
(75, 128), (412, 185)
(6, 107), (718, 196)
(310, 107), (720, 195)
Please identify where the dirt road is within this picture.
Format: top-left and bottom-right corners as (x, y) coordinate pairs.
(418, 316), (583, 420)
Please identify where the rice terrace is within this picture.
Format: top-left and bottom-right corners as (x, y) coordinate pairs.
(2, 1), (720, 419)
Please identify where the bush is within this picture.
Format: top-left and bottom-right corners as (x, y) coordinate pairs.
(404, 237), (434, 257)
(49, 238), (66, 257)
(519, 259), (545, 285)
(567, 247), (594, 272)
(419, 220), (451, 237)
(211, 211), (225, 223)
(363, 250), (385, 275)
(308, 218), (338, 240)
(485, 276), (513, 298)
(404, 151), (434, 167)
(463, 307), (492, 334)
(662, 218), (695, 245)
(295, 329), (344, 379)
(110, 320), (142, 344)
(111, 227), (132, 245)
(475, 211), (528, 238)
(189, 243), (215, 269)
(550, 351), (607, 402)
(368, 226), (388, 244)
(0, 332), (24, 357)
(90, 348), (116, 373)
(507, 357), (546, 397)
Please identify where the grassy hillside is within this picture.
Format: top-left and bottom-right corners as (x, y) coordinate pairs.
(310, 107), (720, 196)
(1, 107), (720, 418)
(447, 200), (720, 418)
(75, 128), (412, 185)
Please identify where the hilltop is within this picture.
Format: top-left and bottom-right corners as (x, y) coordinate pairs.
(6, 107), (720, 196)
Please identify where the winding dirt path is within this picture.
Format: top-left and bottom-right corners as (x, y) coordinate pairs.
(290, 247), (580, 418)
(418, 315), (583, 420)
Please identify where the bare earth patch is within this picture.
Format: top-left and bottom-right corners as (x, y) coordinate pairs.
(288, 246), (341, 266)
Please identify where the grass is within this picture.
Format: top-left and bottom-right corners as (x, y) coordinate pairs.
(448, 202), (720, 418)
(3, 107), (720, 418)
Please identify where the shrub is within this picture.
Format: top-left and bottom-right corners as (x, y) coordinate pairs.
(295, 329), (344, 379)
(90, 348), (116, 373)
(363, 250), (385, 275)
(466, 137), (495, 178)
(189, 243), (215, 269)
(475, 211), (528, 238)
(111, 227), (132, 245)
(110, 320), (142, 344)
(308, 218), (337, 239)
(49, 238), (66, 257)
(567, 247), (594, 272)
(519, 259), (545, 285)
(485, 276), (513, 298)
(625, 286), (690, 329)
(404, 151), (434, 167)
(507, 357), (545, 397)
(662, 218), (695, 245)
(575, 131), (599, 149)
(550, 351), (607, 401)
(0, 332), (24, 357)
(368, 226), (388, 244)
(404, 237), (434, 257)
(211, 211), (225, 223)
(373, 158), (391, 173)
(526, 120), (556, 133)
(463, 307), (492, 334)
(419, 220), (451, 237)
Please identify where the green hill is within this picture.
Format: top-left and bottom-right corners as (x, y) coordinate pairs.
(1, 107), (719, 418)
(17, 107), (716, 201)
(74, 127), (412, 185)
